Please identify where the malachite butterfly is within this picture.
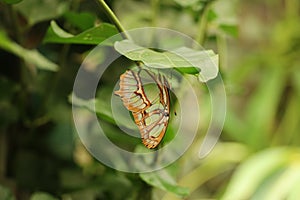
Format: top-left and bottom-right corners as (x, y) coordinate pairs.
(115, 66), (170, 149)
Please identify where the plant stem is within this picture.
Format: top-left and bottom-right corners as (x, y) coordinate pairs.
(195, 8), (208, 45)
(151, 0), (159, 27)
(195, 1), (214, 46)
(217, 34), (228, 70)
(96, 0), (132, 40)
(96, 0), (143, 67)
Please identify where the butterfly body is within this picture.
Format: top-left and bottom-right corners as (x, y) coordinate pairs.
(115, 67), (170, 148)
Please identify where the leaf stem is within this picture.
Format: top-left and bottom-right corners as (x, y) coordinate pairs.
(96, 0), (132, 40)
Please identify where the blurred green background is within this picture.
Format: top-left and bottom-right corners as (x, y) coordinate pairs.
(0, 0), (300, 199)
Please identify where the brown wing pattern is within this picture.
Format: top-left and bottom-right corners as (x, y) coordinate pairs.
(115, 67), (170, 148)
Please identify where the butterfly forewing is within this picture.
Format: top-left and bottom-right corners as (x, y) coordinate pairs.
(115, 67), (170, 149)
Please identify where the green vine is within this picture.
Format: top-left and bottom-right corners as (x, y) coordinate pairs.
(96, 0), (132, 40)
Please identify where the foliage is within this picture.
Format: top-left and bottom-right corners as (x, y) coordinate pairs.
(114, 39), (218, 82)
(43, 20), (119, 45)
(0, 0), (299, 199)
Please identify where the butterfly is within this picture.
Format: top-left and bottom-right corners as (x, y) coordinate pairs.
(115, 66), (170, 149)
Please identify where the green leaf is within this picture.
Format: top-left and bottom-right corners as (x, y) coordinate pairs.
(173, 0), (199, 7)
(0, 185), (15, 200)
(30, 192), (58, 200)
(207, 9), (218, 22)
(140, 169), (189, 197)
(288, 178), (300, 200)
(70, 93), (115, 124)
(176, 143), (248, 196)
(274, 94), (299, 145)
(0, 30), (58, 71)
(13, 0), (69, 26)
(63, 11), (96, 31)
(70, 93), (139, 132)
(1, 0), (22, 4)
(244, 66), (286, 148)
(221, 148), (293, 200)
(262, 163), (300, 200)
(114, 40), (219, 82)
(175, 67), (200, 74)
(47, 21), (74, 38)
(43, 21), (120, 45)
(219, 24), (238, 38)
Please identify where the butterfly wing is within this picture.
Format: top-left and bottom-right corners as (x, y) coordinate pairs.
(115, 67), (170, 148)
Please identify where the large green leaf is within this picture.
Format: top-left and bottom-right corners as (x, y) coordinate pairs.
(221, 147), (296, 200)
(0, 30), (58, 71)
(262, 163), (300, 200)
(288, 178), (300, 200)
(70, 93), (115, 125)
(43, 21), (119, 45)
(70, 92), (141, 131)
(114, 40), (219, 82)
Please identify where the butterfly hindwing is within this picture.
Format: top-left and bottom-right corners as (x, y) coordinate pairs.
(115, 67), (170, 149)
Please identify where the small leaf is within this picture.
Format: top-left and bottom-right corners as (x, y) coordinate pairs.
(114, 40), (219, 82)
(219, 24), (238, 38)
(30, 192), (58, 200)
(207, 9), (218, 22)
(0, 30), (58, 71)
(48, 21), (74, 38)
(140, 170), (189, 197)
(43, 21), (120, 45)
